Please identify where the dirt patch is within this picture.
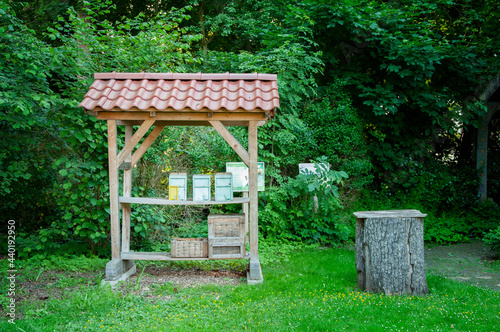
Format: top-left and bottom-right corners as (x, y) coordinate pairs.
(425, 241), (500, 291)
(107, 266), (246, 302)
(122, 266), (245, 292)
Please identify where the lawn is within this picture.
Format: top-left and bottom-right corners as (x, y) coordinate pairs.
(1, 246), (499, 331)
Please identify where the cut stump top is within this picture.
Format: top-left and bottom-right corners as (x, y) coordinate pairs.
(353, 209), (427, 219)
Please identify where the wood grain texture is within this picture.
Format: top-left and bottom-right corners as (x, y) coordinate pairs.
(121, 125), (133, 253)
(119, 196), (250, 205)
(116, 119), (155, 166)
(107, 120), (120, 260)
(355, 212), (428, 295)
(248, 121), (259, 260)
(131, 124), (165, 167)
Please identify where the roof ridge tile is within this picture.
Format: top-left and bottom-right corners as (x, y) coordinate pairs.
(93, 72), (277, 81)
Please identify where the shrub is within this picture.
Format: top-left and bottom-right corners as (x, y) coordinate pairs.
(260, 156), (352, 245)
(483, 226), (500, 253)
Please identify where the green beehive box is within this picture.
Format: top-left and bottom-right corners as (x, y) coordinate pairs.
(215, 173), (233, 201)
(169, 173), (187, 201)
(193, 174), (211, 201)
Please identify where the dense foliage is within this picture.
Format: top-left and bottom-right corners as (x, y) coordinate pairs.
(1, 0), (499, 256)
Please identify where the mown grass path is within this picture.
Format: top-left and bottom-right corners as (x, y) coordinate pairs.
(2, 248), (499, 331)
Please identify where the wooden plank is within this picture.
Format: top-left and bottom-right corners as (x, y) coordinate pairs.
(248, 121), (259, 260)
(119, 196), (251, 205)
(121, 125), (133, 253)
(97, 111), (268, 123)
(107, 120), (120, 260)
(121, 251), (209, 261)
(209, 120), (250, 167)
(131, 125), (165, 167)
(242, 191), (249, 242)
(121, 251), (250, 261)
(116, 119), (155, 167)
(116, 120), (266, 127)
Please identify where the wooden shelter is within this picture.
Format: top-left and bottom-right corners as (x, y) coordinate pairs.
(79, 72), (280, 284)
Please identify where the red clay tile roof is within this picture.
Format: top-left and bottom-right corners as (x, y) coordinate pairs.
(79, 72), (279, 113)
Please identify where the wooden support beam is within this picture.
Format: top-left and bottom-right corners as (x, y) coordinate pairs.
(116, 119), (155, 167)
(209, 120), (250, 167)
(131, 125), (165, 167)
(97, 111), (268, 123)
(116, 120), (260, 127)
(121, 125), (133, 253)
(119, 196), (250, 205)
(248, 121), (259, 260)
(107, 120), (120, 260)
(247, 120), (262, 283)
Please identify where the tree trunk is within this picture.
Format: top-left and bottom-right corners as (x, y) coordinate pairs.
(354, 210), (429, 296)
(476, 105), (498, 201)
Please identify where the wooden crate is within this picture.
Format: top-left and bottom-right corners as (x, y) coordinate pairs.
(208, 237), (246, 259)
(171, 238), (208, 258)
(208, 214), (245, 238)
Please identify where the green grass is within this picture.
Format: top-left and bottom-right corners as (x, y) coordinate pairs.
(1, 248), (499, 331)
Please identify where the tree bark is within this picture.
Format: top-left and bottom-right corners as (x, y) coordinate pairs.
(354, 210), (429, 296)
(476, 105), (498, 201)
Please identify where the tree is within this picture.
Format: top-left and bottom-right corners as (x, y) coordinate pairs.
(305, 0), (500, 188)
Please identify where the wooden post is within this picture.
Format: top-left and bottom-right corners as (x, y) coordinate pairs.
(247, 121), (263, 284)
(354, 210), (429, 296)
(107, 120), (120, 260)
(104, 119), (128, 281)
(122, 125), (133, 253)
(243, 191), (249, 244)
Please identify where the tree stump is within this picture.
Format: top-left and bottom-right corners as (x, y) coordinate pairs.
(354, 210), (429, 295)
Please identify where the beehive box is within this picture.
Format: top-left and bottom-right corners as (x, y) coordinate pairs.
(168, 186), (179, 201)
(208, 237), (246, 259)
(215, 173), (233, 201)
(208, 214), (245, 238)
(193, 174), (211, 201)
(171, 238), (208, 258)
(169, 173), (187, 200)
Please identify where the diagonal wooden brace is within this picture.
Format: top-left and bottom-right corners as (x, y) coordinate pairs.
(131, 125), (165, 167)
(116, 119), (155, 167)
(209, 120), (250, 167)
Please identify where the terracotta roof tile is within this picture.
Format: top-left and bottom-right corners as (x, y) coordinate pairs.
(79, 72), (279, 113)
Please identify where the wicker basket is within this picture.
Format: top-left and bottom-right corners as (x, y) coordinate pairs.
(171, 238), (208, 258)
(208, 214), (245, 238)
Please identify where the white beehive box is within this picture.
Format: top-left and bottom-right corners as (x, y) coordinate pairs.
(215, 173), (233, 201)
(193, 174), (211, 201)
(169, 173), (187, 200)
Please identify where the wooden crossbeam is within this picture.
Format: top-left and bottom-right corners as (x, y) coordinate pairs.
(97, 111), (268, 123)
